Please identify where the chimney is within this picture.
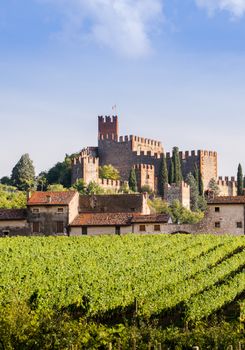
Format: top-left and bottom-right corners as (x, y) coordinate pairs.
(46, 195), (52, 204)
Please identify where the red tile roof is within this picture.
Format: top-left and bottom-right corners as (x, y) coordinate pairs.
(71, 213), (134, 226)
(27, 191), (77, 206)
(71, 213), (171, 227)
(0, 209), (27, 221)
(131, 214), (170, 224)
(208, 196), (245, 205)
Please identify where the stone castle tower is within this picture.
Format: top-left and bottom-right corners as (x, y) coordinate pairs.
(72, 115), (235, 196)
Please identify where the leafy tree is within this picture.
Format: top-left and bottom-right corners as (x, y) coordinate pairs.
(140, 185), (154, 195)
(159, 154), (168, 196)
(36, 172), (48, 191)
(0, 176), (12, 186)
(86, 181), (104, 195)
(72, 179), (87, 194)
(237, 163), (243, 195)
(168, 159), (174, 185)
(197, 195), (207, 212)
(186, 173), (199, 212)
(169, 200), (204, 224)
(47, 184), (67, 192)
(99, 165), (120, 180)
(199, 175), (204, 196)
(208, 178), (220, 197)
(148, 198), (170, 215)
(0, 185), (26, 208)
(129, 168), (137, 192)
(11, 154), (35, 191)
(172, 147), (182, 185)
(45, 155), (72, 188)
(119, 183), (130, 193)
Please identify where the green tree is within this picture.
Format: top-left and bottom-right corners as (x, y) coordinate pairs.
(169, 200), (204, 224)
(72, 179), (87, 194)
(86, 181), (104, 195)
(168, 159), (174, 185)
(199, 175), (204, 196)
(99, 165), (120, 180)
(140, 185), (154, 195)
(46, 155), (72, 188)
(148, 198), (170, 214)
(237, 163), (243, 195)
(159, 154), (168, 197)
(186, 173), (199, 212)
(11, 154), (35, 191)
(129, 168), (137, 192)
(0, 176), (12, 186)
(172, 147), (182, 185)
(0, 185), (26, 208)
(208, 178), (220, 197)
(36, 172), (48, 191)
(47, 184), (67, 192)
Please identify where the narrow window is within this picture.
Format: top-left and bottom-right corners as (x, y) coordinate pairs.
(139, 225), (146, 232)
(215, 222), (220, 228)
(82, 226), (88, 235)
(32, 208), (40, 213)
(33, 222), (40, 233)
(237, 222), (243, 228)
(154, 224), (161, 232)
(115, 226), (121, 235)
(56, 221), (64, 233)
(215, 207), (220, 212)
(57, 208), (64, 213)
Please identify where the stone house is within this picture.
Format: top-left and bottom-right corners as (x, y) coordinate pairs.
(27, 191), (79, 235)
(0, 209), (29, 236)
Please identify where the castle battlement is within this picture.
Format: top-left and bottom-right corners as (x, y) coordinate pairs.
(217, 176), (236, 185)
(166, 149), (217, 159)
(134, 164), (154, 170)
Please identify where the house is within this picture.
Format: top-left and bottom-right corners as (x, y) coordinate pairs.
(0, 209), (29, 236)
(204, 196), (245, 236)
(27, 191), (79, 235)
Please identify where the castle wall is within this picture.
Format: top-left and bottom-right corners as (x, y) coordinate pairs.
(72, 148), (99, 185)
(164, 182), (190, 209)
(98, 138), (162, 184)
(98, 178), (128, 192)
(134, 164), (155, 192)
(217, 177), (237, 196)
(98, 116), (118, 140)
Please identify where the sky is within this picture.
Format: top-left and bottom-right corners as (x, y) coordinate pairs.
(1, 0), (245, 178)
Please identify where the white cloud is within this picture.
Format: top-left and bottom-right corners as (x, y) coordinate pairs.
(39, 0), (164, 57)
(196, 0), (245, 17)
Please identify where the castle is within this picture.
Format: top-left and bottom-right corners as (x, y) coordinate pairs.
(72, 115), (237, 199)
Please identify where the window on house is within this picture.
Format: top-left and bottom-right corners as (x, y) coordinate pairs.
(115, 226), (121, 235)
(154, 225), (161, 232)
(3, 230), (9, 236)
(139, 225), (146, 232)
(215, 222), (221, 228)
(237, 222), (243, 228)
(57, 208), (64, 213)
(56, 221), (64, 233)
(215, 207), (220, 212)
(32, 208), (40, 213)
(33, 222), (40, 233)
(82, 226), (88, 235)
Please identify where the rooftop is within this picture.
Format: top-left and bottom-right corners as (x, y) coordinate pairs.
(0, 209), (27, 221)
(71, 212), (134, 226)
(27, 191), (77, 206)
(208, 196), (245, 205)
(131, 214), (171, 224)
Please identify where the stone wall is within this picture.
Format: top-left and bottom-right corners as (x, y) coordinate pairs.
(164, 182), (190, 209)
(217, 177), (237, 196)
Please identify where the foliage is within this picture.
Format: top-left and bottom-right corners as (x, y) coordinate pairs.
(36, 172), (48, 191)
(169, 200), (204, 224)
(237, 163), (243, 196)
(0, 235), (244, 349)
(186, 172), (199, 212)
(0, 185), (26, 208)
(208, 178), (221, 196)
(0, 176), (12, 186)
(159, 154), (168, 196)
(129, 168), (137, 192)
(172, 147), (182, 185)
(140, 185), (154, 195)
(197, 195), (207, 212)
(168, 159), (174, 185)
(148, 198), (170, 214)
(72, 179), (87, 194)
(86, 181), (104, 195)
(99, 164), (120, 180)
(47, 184), (67, 192)
(11, 154), (35, 191)
(45, 154), (73, 188)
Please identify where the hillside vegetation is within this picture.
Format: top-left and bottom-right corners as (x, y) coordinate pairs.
(0, 234), (244, 349)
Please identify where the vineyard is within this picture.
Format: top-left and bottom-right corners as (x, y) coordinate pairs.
(0, 234), (244, 349)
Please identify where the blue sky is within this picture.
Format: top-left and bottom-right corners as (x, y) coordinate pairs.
(1, 0), (245, 178)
